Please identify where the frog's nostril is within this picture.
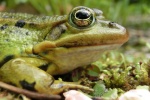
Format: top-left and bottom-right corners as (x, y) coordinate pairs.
(108, 22), (116, 28)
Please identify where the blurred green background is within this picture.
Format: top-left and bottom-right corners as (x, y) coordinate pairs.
(0, 0), (149, 29)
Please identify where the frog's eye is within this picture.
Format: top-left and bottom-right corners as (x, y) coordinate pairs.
(68, 6), (95, 29)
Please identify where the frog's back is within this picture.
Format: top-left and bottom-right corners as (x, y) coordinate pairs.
(0, 23), (41, 65)
(0, 12), (67, 64)
(0, 12), (67, 29)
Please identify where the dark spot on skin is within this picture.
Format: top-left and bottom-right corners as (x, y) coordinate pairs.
(0, 24), (8, 30)
(4, 55), (14, 61)
(19, 80), (36, 91)
(108, 22), (116, 28)
(0, 55), (14, 67)
(25, 32), (29, 35)
(39, 64), (49, 71)
(15, 20), (26, 28)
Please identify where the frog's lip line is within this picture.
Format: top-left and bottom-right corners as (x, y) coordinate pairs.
(56, 44), (122, 54)
(55, 32), (128, 47)
(56, 43), (123, 48)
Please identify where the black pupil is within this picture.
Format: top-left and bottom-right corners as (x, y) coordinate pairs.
(76, 10), (90, 19)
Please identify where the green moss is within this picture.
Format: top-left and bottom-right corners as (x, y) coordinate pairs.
(84, 51), (150, 99)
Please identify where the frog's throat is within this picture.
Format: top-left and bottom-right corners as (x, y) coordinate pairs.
(43, 44), (122, 75)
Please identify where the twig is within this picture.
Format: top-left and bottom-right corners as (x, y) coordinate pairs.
(0, 81), (61, 100)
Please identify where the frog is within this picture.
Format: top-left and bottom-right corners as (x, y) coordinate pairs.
(0, 6), (129, 94)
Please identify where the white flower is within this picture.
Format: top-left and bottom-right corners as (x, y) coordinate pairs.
(119, 89), (150, 100)
(63, 90), (92, 100)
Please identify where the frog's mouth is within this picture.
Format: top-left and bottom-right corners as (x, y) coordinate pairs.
(55, 29), (128, 48)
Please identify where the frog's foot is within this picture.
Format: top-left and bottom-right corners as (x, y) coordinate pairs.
(49, 79), (94, 94)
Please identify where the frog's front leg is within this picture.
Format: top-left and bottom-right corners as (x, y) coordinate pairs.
(0, 58), (93, 94)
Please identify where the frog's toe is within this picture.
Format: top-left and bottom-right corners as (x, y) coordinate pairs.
(49, 80), (94, 94)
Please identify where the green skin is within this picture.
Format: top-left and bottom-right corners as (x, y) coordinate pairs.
(0, 6), (128, 94)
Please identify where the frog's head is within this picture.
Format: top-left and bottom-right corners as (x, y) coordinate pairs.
(33, 6), (129, 74)
(34, 6), (129, 54)
(52, 6), (129, 47)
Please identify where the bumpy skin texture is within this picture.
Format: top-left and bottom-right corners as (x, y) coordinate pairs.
(0, 6), (128, 94)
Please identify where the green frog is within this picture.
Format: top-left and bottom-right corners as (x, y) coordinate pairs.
(0, 6), (128, 94)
